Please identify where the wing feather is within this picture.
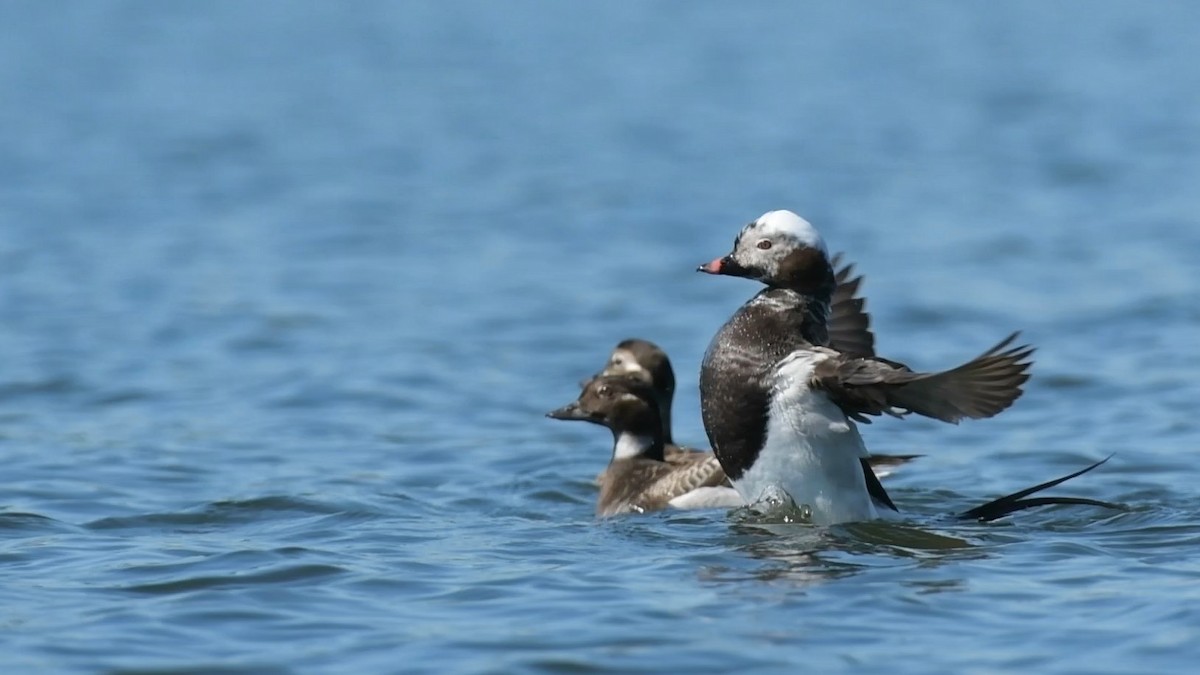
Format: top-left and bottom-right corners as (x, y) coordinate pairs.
(828, 252), (876, 357)
(812, 332), (1034, 424)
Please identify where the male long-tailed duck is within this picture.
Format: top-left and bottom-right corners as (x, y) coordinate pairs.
(595, 337), (920, 479)
(547, 375), (742, 516)
(697, 209), (1114, 525)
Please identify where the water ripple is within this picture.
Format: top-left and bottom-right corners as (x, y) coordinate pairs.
(2, 3), (1199, 673)
(84, 496), (350, 532)
(120, 563), (347, 595)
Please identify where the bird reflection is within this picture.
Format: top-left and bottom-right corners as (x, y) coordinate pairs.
(701, 503), (990, 588)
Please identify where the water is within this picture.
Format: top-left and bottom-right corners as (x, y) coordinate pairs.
(1, 2), (1199, 672)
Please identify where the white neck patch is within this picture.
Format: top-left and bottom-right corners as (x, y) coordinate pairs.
(613, 432), (654, 460)
(755, 210), (828, 257)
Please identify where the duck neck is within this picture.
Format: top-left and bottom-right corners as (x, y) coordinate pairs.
(755, 287), (833, 347)
(775, 250), (836, 300)
(658, 396), (674, 446)
(610, 426), (665, 462)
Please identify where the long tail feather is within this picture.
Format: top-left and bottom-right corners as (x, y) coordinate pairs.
(957, 455), (1122, 522)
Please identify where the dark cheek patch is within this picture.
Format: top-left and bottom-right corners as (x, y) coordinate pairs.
(776, 247), (831, 292)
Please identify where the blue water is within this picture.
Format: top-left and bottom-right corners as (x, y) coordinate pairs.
(2, 2), (1199, 673)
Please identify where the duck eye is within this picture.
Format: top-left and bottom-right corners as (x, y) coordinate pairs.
(597, 386), (611, 397)
(756, 239), (773, 250)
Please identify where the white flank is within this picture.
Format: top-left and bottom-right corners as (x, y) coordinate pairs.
(668, 486), (745, 510)
(734, 350), (878, 525)
(613, 432), (654, 460)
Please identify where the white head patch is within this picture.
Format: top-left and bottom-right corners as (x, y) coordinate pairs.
(754, 210), (828, 257)
(606, 349), (645, 377)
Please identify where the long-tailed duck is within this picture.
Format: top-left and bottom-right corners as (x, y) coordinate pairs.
(547, 375), (742, 516)
(697, 209), (1114, 524)
(595, 337), (920, 479)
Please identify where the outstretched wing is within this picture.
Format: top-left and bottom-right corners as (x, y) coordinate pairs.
(828, 252), (876, 357)
(812, 332), (1034, 424)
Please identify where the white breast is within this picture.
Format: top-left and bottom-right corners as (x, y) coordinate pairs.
(733, 350), (879, 525)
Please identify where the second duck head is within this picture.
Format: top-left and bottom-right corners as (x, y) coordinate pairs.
(546, 375), (664, 461)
